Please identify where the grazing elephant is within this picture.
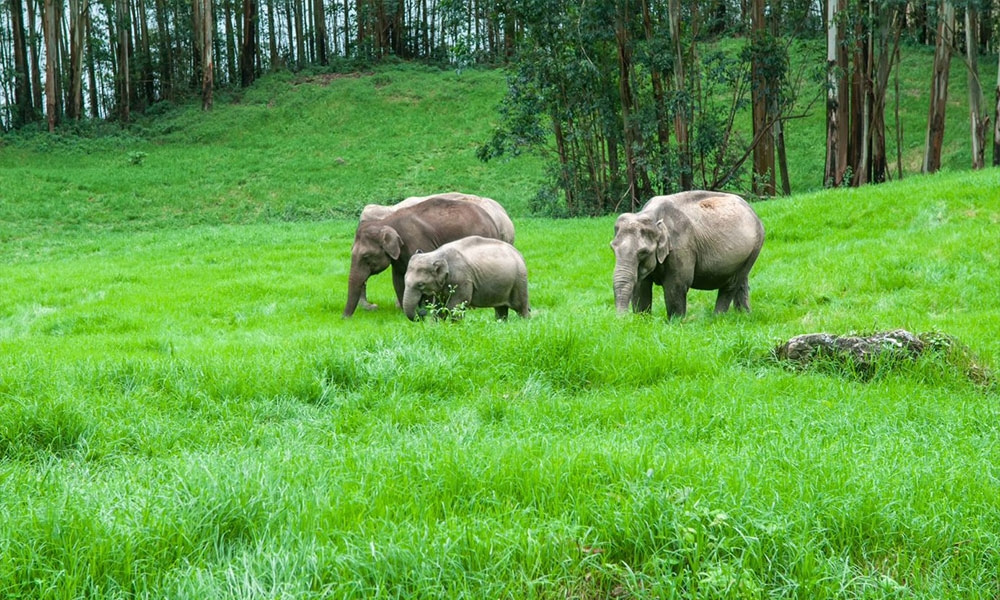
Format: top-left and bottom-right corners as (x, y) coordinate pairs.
(611, 191), (764, 318)
(344, 198), (503, 317)
(402, 236), (530, 321)
(354, 192), (516, 311)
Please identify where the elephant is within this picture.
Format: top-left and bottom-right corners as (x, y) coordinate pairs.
(354, 192), (516, 311)
(343, 198), (504, 317)
(611, 191), (765, 318)
(402, 236), (530, 321)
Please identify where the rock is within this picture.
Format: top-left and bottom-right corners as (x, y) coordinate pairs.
(775, 329), (925, 366)
(774, 329), (993, 385)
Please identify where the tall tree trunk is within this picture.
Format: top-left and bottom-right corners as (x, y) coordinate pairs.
(66, 0), (88, 119)
(615, 10), (640, 210)
(267, 0), (277, 66)
(749, 0), (775, 195)
(9, 0), (34, 125)
(240, 0), (256, 85)
(137, 0), (152, 104)
(116, 0), (129, 121)
(86, 13), (99, 116)
(192, 0), (202, 88)
(923, 0), (954, 173)
(871, 5), (900, 183)
(155, 0), (172, 97)
(294, 0), (304, 66)
(27, 0), (44, 110)
(825, 0), (841, 186)
(44, 0), (58, 130)
(224, 0), (235, 81)
(200, 0), (213, 108)
(641, 0), (671, 192)
(965, 5), (988, 169)
(342, 0), (350, 55)
(314, 0), (326, 63)
(848, 2), (869, 183)
(668, 0), (692, 190)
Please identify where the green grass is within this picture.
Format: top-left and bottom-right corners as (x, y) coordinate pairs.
(1, 61), (999, 598)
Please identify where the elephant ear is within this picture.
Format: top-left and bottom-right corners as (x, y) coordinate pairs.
(433, 258), (448, 279)
(655, 219), (671, 263)
(381, 227), (402, 260)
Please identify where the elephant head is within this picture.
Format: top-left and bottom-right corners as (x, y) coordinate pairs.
(343, 224), (403, 317)
(402, 254), (449, 321)
(610, 213), (670, 313)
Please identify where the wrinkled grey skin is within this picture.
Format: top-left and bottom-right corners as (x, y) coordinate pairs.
(355, 192), (516, 310)
(611, 191), (764, 318)
(402, 236), (530, 321)
(344, 199), (502, 318)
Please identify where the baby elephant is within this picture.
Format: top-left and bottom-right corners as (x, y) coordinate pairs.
(402, 236), (530, 320)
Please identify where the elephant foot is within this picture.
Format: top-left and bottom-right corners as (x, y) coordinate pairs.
(360, 300), (378, 311)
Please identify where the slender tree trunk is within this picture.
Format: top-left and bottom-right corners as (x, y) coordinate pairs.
(267, 0), (277, 66)
(154, 0), (171, 96)
(848, 2), (869, 182)
(342, 0), (349, 55)
(200, 0), (213, 108)
(615, 11), (639, 210)
(965, 5), (988, 169)
(923, 0), (954, 173)
(825, 0), (840, 186)
(294, 0), (304, 66)
(139, 0), (153, 104)
(27, 0), (44, 110)
(871, 6), (900, 183)
(116, 0), (129, 120)
(668, 0), (692, 189)
(749, 0), (775, 195)
(9, 0), (34, 125)
(86, 11), (98, 116)
(641, 0), (671, 192)
(314, 0), (326, 63)
(67, 0), (88, 119)
(240, 0), (256, 85)
(44, 0), (58, 130)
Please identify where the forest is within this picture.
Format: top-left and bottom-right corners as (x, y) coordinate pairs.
(2, 0), (1000, 213)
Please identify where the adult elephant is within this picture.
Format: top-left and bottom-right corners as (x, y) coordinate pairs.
(360, 192), (515, 243)
(611, 191), (765, 318)
(343, 198), (503, 317)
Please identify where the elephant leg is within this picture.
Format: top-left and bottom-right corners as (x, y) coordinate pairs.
(391, 267), (406, 308)
(494, 306), (509, 320)
(360, 281), (378, 311)
(512, 277), (531, 318)
(632, 277), (653, 313)
(714, 287), (735, 314)
(734, 277), (751, 312)
(664, 283), (688, 319)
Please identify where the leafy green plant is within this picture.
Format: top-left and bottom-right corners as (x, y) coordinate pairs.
(127, 150), (148, 166)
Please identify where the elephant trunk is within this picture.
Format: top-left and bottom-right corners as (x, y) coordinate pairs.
(402, 285), (421, 321)
(343, 264), (368, 318)
(613, 256), (638, 314)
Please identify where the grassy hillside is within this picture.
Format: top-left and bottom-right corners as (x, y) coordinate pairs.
(1, 55), (999, 598)
(0, 43), (993, 250)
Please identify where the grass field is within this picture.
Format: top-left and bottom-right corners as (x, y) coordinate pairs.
(1, 58), (1000, 598)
